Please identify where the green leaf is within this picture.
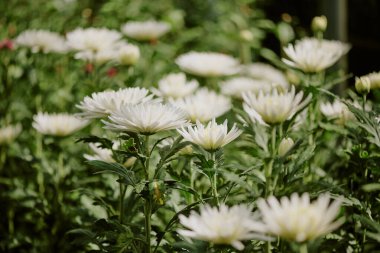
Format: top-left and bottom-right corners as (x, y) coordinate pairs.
(87, 160), (136, 186)
(76, 135), (113, 150)
(362, 183), (380, 192)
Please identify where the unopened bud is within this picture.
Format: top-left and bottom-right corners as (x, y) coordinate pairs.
(355, 76), (371, 95)
(240, 30), (253, 42)
(119, 44), (140, 65)
(124, 157), (137, 167)
(311, 15), (327, 33)
(278, 137), (294, 157)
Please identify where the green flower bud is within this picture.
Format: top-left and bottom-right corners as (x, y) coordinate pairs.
(311, 15), (327, 33)
(355, 76), (371, 95)
(278, 137), (295, 157)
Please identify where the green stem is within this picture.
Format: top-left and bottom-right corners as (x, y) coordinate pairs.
(143, 134), (152, 253)
(362, 95), (367, 112)
(145, 135), (150, 180)
(266, 241), (271, 253)
(240, 42), (251, 64)
(210, 152), (220, 206)
(189, 159), (195, 203)
(119, 181), (127, 223)
(299, 243), (308, 253)
(265, 126), (277, 197)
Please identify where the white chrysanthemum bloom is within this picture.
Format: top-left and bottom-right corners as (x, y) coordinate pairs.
(14, 29), (67, 53)
(118, 43), (140, 65)
(121, 20), (170, 41)
(103, 102), (188, 135)
(257, 193), (344, 242)
(242, 86), (311, 125)
(320, 100), (356, 125)
(33, 112), (89, 136)
(178, 119), (242, 151)
(66, 27), (122, 53)
(242, 63), (289, 90)
(178, 204), (267, 250)
(221, 77), (273, 98)
(169, 88), (231, 123)
(0, 124), (22, 145)
(84, 143), (117, 163)
(283, 38), (350, 73)
(77, 87), (154, 119)
(361, 71), (380, 89)
(152, 73), (199, 99)
(176, 52), (240, 77)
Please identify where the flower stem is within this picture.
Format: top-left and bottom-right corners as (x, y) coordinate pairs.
(143, 135), (152, 253)
(210, 152), (220, 206)
(265, 126), (277, 197)
(362, 95), (367, 112)
(299, 243), (308, 253)
(119, 181), (127, 223)
(145, 135), (150, 180)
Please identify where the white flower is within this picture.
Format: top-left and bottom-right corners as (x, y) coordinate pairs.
(178, 204), (267, 250)
(221, 77), (273, 98)
(257, 193), (344, 242)
(118, 43), (140, 65)
(361, 71), (380, 89)
(103, 102), (188, 134)
(66, 27), (122, 53)
(14, 29), (67, 53)
(176, 52), (240, 77)
(152, 73), (199, 99)
(242, 63), (289, 89)
(178, 119), (242, 151)
(320, 100), (355, 125)
(283, 38), (350, 73)
(170, 88), (231, 123)
(0, 124), (22, 145)
(242, 86), (311, 125)
(158, 137), (193, 155)
(33, 112), (89, 136)
(77, 87), (154, 119)
(122, 20), (170, 41)
(84, 143), (116, 163)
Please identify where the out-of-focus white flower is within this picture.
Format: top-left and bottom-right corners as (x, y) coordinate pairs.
(66, 28), (122, 53)
(361, 71), (380, 89)
(14, 29), (67, 53)
(242, 63), (289, 90)
(178, 204), (267, 250)
(103, 102), (188, 135)
(122, 20), (170, 41)
(77, 87), (154, 119)
(221, 77), (273, 98)
(242, 86), (311, 125)
(320, 100), (357, 125)
(33, 112), (89, 136)
(257, 193), (344, 242)
(158, 137), (193, 155)
(118, 43), (140, 65)
(152, 73), (199, 99)
(283, 38), (350, 73)
(178, 119), (242, 151)
(84, 143), (116, 163)
(278, 137), (295, 156)
(0, 124), (22, 145)
(176, 52), (240, 77)
(170, 88), (231, 123)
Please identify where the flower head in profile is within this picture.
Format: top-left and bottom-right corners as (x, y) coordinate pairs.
(283, 38), (350, 73)
(170, 88), (231, 123)
(14, 29), (67, 53)
(221, 77), (274, 98)
(33, 112), (89, 136)
(121, 20), (170, 41)
(257, 193), (344, 242)
(77, 87), (154, 119)
(84, 143), (116, 163)
(152, 72), (199, 99)
(178, 204), (267, 250)
(361, 71), (380, 89)
(66, 28), (122, 53)
(176, 52), (240, 77)
(0, 124), (22, 145)
(242, 63), (289, 90)
(103, 102), (188, 135)
(319, 100), (366, 125)
(178, 119), (242, 151)
(242, 86), (311, 125)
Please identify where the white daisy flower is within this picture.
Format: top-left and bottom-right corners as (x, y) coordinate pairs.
(33, 112), (89, 136)
(0, 124), (22, 145)
(221, 77), (273, 98)
(84, 143), (118, 163)
(242, 86), (311, 125)
(152, 73), (199, 99)
(320, 100), (356, 125)
(178, 119), (242, 151)
(66, 27), (122, 54)
(257, 193), (344, 242)
(121, 20), (170, 41)
(170, 88), (231, 123)
(176, 52), (240, 77)
(103, 102), (188, 135)
(242, 63), (289, 89)
(178, 204), (267, 250)
(283, 38), (350, 73)
(77, 87), (154, 119)
(14, 29), (67, 53)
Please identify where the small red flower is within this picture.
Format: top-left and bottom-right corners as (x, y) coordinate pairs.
(107, 67), (117, 78)
(0, 39), (14, 50)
